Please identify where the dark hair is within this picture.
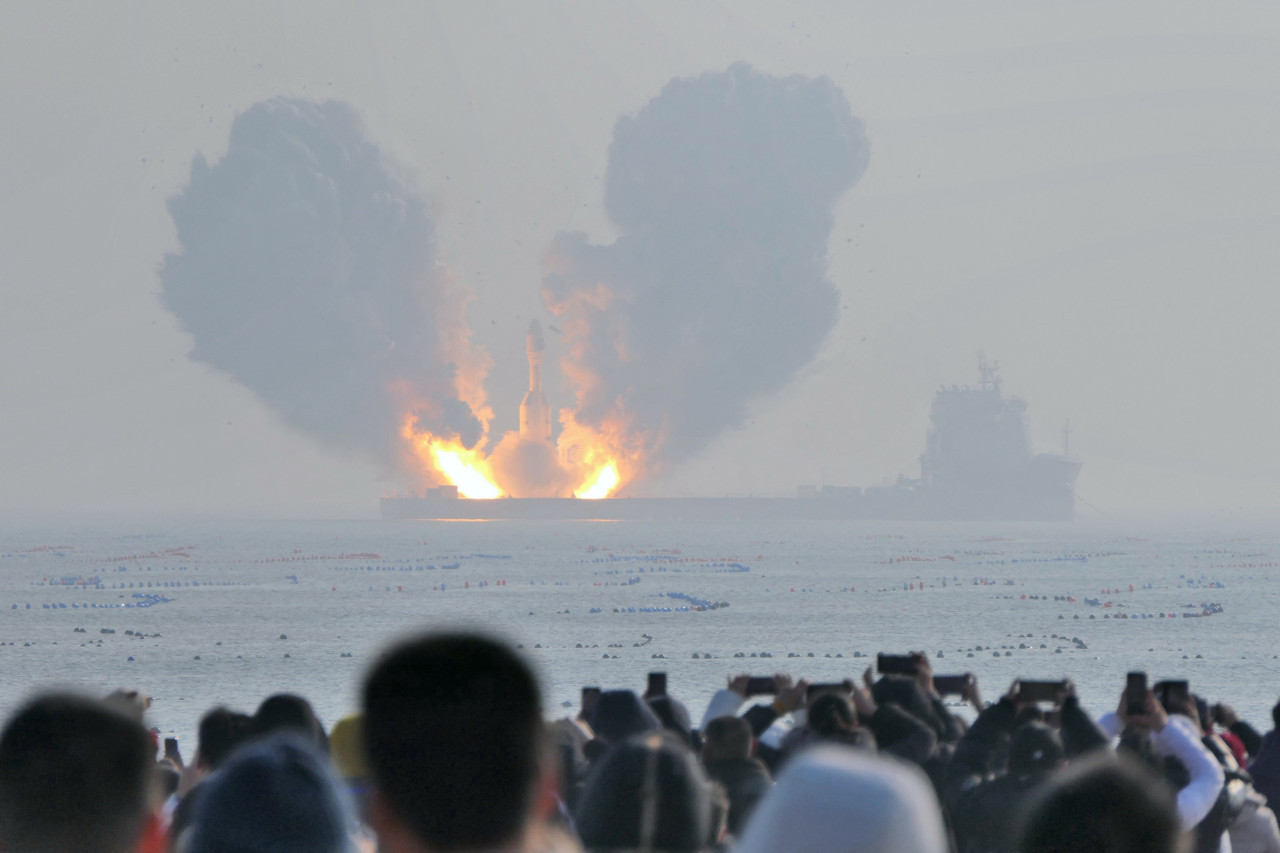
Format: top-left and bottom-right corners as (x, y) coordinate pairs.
(575, 732), (711, 853)
(0, 693), (155, 853)
(1018, 752), (1180, 853)
(590, 689), (662, 744)
(363, 632), (542, 851)
(807, 693), (856, 738)
(253, 693), (327, 752)
(1007, 722), (1064, 778)
(184, 734), (352, 853)
(1271, 698), (1280, 732)
(872, 675), (946, 738)
(703, 716), (752, 761)
(198, 706), (254, 771)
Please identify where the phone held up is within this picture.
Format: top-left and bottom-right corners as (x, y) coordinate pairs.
(1126, 671), (1147, 716)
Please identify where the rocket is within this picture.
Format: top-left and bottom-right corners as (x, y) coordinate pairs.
(519, 319), (552, 443)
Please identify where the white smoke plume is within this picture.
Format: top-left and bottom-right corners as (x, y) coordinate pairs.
(160, 98), (487, 478)
(542, 63), (869, 477)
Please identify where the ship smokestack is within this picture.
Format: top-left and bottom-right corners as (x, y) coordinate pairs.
(519, 319), (552, 443)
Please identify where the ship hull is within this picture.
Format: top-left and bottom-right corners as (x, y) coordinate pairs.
(380, 486), (1077, 522)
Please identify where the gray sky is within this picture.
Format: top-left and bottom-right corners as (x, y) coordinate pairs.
(3, 1), (1279, 519)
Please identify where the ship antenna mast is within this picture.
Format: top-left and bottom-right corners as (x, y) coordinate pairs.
(1062, 418), (1073, 456)
(977, 351), (1001, 393)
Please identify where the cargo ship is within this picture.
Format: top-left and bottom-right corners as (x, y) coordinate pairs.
(381, 358), (1081, 522)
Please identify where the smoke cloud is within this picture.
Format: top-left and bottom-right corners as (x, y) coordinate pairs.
(542, 63), (869, 477)
(161, 98), (486, 477)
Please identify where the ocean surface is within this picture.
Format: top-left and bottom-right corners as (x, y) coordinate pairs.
(2, 518), (1279, 749)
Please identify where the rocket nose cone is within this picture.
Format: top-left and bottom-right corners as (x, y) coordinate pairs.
(527, 319), (545, 351)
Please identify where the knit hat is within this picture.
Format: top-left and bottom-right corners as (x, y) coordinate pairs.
(575, 732), (711, 853)
(733, 745), (948, 853)
(183, 734), (354, 853)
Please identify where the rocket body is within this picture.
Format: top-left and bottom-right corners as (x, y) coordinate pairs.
(519, 320), (552, 443)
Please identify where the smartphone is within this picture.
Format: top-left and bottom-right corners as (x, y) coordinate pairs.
(932, 673), (974, 697)
(745, 676), (778, 696)
(1018, 679), (1066, 704)
(163, 737), (181, 761)
(580, 686), (601, 718)
(1126, 671), (1147, 716)
(806, 682), (852, 701)
(647, 672), (667, 697)
(1155, 680), (1189, 712)
(877, 653), (921, 676)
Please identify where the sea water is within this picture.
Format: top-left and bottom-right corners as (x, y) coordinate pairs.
(2, 518), (1279, 748)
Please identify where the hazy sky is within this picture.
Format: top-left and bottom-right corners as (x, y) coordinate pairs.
(3, 1), (1279, 519)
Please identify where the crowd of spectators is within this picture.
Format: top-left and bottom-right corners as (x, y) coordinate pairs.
(2, 636), (1279, 853)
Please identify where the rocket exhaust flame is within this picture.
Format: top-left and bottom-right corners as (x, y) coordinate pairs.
(402, 345), (633, 501)
(401, 416), (504, 499)
(160, 70), (861, 506)
(430, 443), (504, 499)
(391, 64), (864, 502)
(576, 462), (619, 500)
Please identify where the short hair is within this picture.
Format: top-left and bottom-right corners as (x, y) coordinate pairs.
(575, 732), (712, 853)
(1271, 698), (1280, 732)
(703, 715), (752, 761)
(0, 693), (155, 853)
(253, 693), (327, 752)
(363, 632), (542, 851)
(1018, 752), (1180, 853)
(197, 707), (254, 771)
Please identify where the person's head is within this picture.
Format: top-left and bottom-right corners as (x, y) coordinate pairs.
(253, 693), (327, 752)
(183, 734), (353, 853)
(196, 706), (254, 772)
(1017, 752), (1181, 853)
(808, 693), (857, 738)
(1272, 697), (1280, 732)
(1015, 705), (1046, 727)
(1007, 722), (1065, 781)
(0, 693), (156, 853)
(871, 675), (944, 737)
(590, 690), (662, 744)
(733, 745), (948, 853)
(362, 632), (547, 852)
(575, 732), (712, 853)
(702, 716), (753, 762)
(647, 695), (696, 749)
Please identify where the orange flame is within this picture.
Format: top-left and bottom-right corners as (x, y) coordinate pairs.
(394, 274), (652, 499)
(558, 410), (645, 500)
(402, 416), (504, 499)
(576, 462), (619, 499)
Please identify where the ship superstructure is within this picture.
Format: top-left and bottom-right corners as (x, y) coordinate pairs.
(911, 356), (1081, 520)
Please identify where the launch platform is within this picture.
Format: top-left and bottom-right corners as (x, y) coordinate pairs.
(382, 358), (1082, 522)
